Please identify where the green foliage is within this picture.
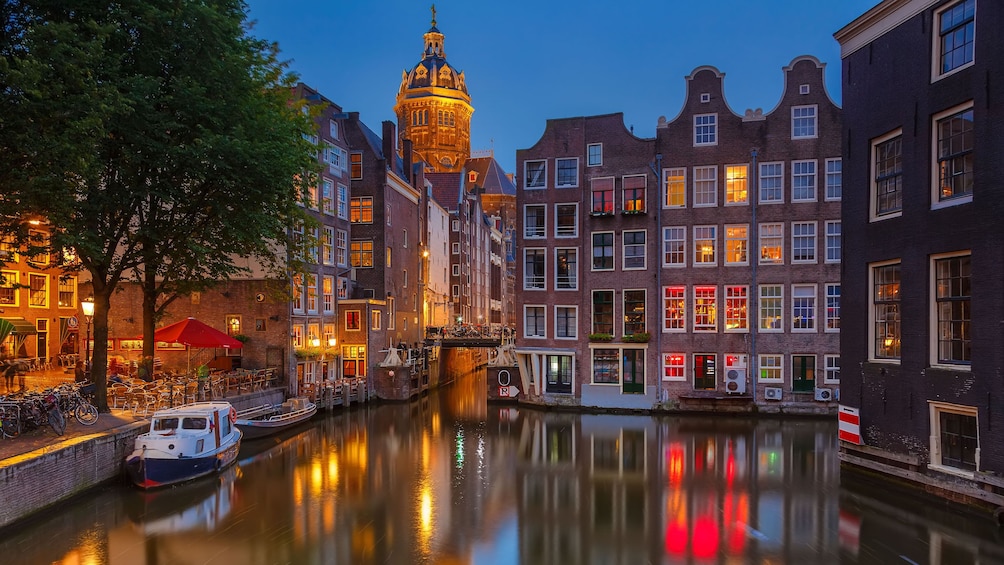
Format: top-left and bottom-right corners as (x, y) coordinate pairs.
(588, 333), (613, 342)
(623, 332), (651, 343)
(0, 0), (319, 409)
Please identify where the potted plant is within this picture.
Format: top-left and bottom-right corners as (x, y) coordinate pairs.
(232, 334), (250, 344)
(589, 333), (614, 342)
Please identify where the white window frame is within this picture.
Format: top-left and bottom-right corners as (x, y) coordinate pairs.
(663, 353), (686, 381)
(663, 226), (686, 268)
(555, 305), (578, 339)
(555, 157), (579, 188)
(694, 113), (718, 146)
(524, 160), (547, 189)
(337, 184), (348, 219)
(336, 229), (347, 266)
(322, 178), (335, 215)
(928, 401), (979, 477)
(664, 167), (686, 208)
(524, 204), (546, 239)
(524, 248), (546, 290)
(555, 203), (578, 238)
(524, 305), (546, 338)
(824, 354), (840, 384)
(725, 164), (748, 205)
(724, 224), (748, 266)
(724, 285), (748, 332)
(791, 159), (817, 202)
(759, 222), (784, 265)
(758, 354), (783, 383)
(622, 230), (646, 271)
(759, 284), (783, 332)
(825, 158), (842, 201)
(693, 225), (717, 267)
(791, 284), (817, 332)
(826, 283), (841, 333)
(930, 251), (972, 368)
(693, 165), (718, 207)
(759, 161), (784, 204)
(323, 226), (335, 266)
(28, 273), (48, 308)
(663, 285), (686, 332)
(452, 242), (460, 254)
(791, 221), (817, 264)
(931, 101), (975, 209)
(591, 231), (615, 272)
(931, 0), (976, 82)
(587, 143), (603, 167)
(791, 105), (818, 139)
(554, 247), (578, 291)
(825, 220), (841, 263)
(871, 129), (904, 221)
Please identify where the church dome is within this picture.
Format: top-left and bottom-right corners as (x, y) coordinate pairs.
(398, 10), (468, 96)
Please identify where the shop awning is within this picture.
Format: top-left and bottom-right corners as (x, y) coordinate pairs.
(1, 318), (37, 335)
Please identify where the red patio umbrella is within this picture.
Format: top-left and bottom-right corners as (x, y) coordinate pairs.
(146, 317), (243, 376)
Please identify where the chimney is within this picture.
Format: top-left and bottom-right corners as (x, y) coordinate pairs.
(382, 121), (396, 164)
(403, 138), (413, 185)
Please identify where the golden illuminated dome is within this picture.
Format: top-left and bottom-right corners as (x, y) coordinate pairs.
(394, 5), (473, 173)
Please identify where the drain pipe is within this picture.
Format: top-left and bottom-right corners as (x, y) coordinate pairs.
(649, 153), (664, 403)
(750, 148), (759, 401)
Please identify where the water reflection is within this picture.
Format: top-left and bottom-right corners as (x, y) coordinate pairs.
(4, 376), (1004, 564)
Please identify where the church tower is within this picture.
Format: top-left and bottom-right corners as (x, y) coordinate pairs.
(394, 6), (473, 173)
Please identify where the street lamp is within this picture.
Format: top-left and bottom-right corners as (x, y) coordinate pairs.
(81, 297), (94, 381)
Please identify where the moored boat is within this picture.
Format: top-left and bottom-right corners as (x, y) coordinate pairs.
(234, 397), (317, 440)
(125, 401), (242, 489)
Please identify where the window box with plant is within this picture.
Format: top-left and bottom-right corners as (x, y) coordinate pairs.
(622, 332), (650, 343)
(589, 333), (614, 342)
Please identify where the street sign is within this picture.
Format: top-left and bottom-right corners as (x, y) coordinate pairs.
(498, 385), (520, 398)
(68, 316), (79, 329)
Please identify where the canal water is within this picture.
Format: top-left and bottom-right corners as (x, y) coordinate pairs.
(4, 375), (1004, 564)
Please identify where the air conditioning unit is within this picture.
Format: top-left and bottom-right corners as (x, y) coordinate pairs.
(725, 369), (746, 394)
(764, 387), (783, 401)
(815, 388), (833, 402)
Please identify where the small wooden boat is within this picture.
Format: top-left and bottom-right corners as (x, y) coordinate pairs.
(125, 401), (242, 489)
(234, 397), (317, 440)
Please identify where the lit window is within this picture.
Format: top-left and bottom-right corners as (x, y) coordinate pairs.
(664, 167), (686, 208)
(934, 103), (974, 203)
(725, 286), (748, 331)
(826, 283), (840, 331)
(693, 225), (716, 266)
(350, 197), (373, 223)
(622, 175), (646, 213)
(345, 310), (361, 331)
(663, 286), (686, 331)
(725, 225), (748, 265)
(350, 152), (362, 179)
(623, 290), (646, 335)
(591, 177), (614, 215)
(693, 286), (717, 332)
(873, 262), (901, 359)
(555, 248), (577, 290)
(725, 165), (748, 204)
(758, 354), (783, 382)
(663, 354), (686, 381)
(759, 223), (783, 265)
(350, 240), (374, 268)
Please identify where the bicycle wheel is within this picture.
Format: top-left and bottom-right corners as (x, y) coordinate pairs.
(74, 402), (99, 426)
(48, 408), (66, 436)
(0, 409), (18, 439)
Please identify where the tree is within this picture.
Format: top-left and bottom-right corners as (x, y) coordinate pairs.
(0, 0), (317, 411)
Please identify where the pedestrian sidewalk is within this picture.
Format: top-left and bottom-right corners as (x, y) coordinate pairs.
(0, 406), (146, 463)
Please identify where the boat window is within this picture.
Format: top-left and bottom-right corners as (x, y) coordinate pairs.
(182, 417), (208, 430)
(153, 418), (180, 431)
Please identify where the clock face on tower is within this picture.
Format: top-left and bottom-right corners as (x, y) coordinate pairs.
(255, 293), (266, 303)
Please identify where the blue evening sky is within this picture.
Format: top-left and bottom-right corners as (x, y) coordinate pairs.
(245, 0), (879, 173)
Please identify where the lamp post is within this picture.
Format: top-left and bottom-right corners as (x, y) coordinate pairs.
(81, 297), (94, 382)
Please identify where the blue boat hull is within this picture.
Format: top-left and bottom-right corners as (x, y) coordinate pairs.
(126, 436), (241, 489)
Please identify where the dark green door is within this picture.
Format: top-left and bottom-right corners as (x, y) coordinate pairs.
(792, 355), (815, 392)
(622, 349), (645, 394)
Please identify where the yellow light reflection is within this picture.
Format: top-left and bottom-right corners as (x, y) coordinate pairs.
(311, 460), (323, 497)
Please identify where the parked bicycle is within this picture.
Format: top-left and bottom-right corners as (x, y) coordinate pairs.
(56, 383), (99, 426)
(0, 401), (20, 439)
